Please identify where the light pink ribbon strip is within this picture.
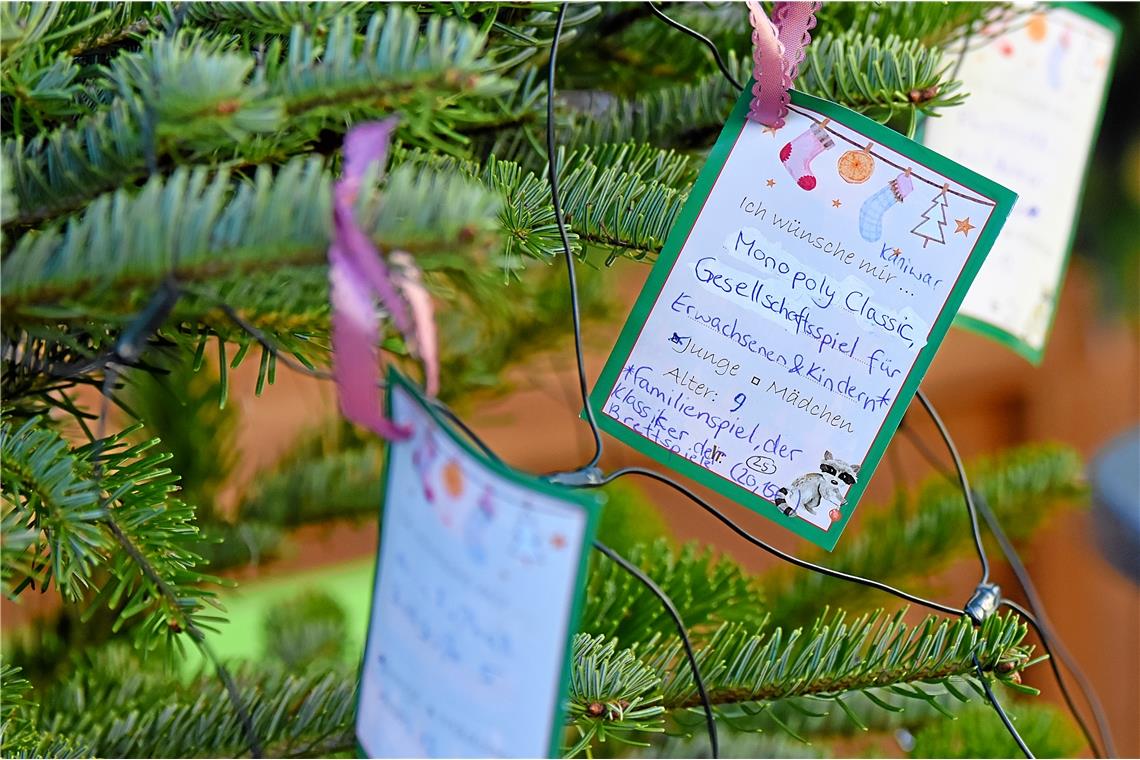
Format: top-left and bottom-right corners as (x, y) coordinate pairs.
(329, 119), (439, 440)
(745, 1), (822, 128)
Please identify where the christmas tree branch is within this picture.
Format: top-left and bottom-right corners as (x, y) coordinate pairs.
(2, 157), (500, 324)
(21, 646), (357, 759)
(583, 540), (766, 647)
(567, 609), (1035, 755)
(797, 31), (965, 122)
(764, 443), (1086, 623)
(4, 7), (499, 229)
(0, 416), (222, 644)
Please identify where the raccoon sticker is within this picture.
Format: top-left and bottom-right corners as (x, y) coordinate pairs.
(775, 451), (860, 531)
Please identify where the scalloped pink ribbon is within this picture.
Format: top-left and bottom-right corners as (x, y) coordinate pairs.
(329, 119), (439, 441)
(745, 1), (821, 128)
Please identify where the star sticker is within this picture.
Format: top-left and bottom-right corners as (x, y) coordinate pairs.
(891, 247), (902, 257)
(954, 217), (976, 236)
(831, 198), (842, 208)
(550, 534), (566, 550)
(762, 125), (779, 137)
(766, 178), (776, 188)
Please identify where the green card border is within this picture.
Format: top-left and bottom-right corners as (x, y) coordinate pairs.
(354, 368), (602, 758)
(587, 87), (1016, 552)
(948, 2), (1121, 364)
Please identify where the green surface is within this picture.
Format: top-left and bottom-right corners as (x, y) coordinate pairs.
(185, 559), (375, 673)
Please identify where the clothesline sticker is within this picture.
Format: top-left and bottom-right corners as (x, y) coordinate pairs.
(356, 369), (600, 758)
(787, 105), (998, 207)
(588, 87), (1016, 551)
(922, 3), (1121, 363)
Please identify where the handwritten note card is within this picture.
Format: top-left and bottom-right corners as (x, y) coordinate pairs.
(589, 89), (1015, 550)
(356, 371), (598, 758)
(924, 5), (1120, 363)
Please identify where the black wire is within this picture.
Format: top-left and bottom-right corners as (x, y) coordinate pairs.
(430, 401), (504, 464)
(592, 466), (965, 618)
(592, 539), (719, 759)
(1003, 599), (1110, 759)
(188, 286), (335, 380)
(370, 362), (719, 755)
(900, 419), (1114, 758)
(973, 651), (1035, 759)
(546, 2), (604, 473)
(80, 14), (1069, 760)
(647, 3), (743, 91)
(90, 363), (264, 758)
(914, 390), (990, 584)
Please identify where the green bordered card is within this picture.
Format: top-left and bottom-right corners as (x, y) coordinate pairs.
(588, 87), (1016, 551)
(355, 369), (600, 757)
(924, 3), (1120, 363)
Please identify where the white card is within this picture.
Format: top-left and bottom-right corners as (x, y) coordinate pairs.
(356, 372), (598, 758)
(589, 89), (1015, 550)
(924, 5), (1120, 362)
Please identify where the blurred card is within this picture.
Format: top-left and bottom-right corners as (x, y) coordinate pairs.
(924, 5), (1120, 362)
(356, 370), (599, 758)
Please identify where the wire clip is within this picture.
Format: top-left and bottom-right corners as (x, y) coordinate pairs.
(964, 582), (1002, 625)
(545, 466), (605, 487)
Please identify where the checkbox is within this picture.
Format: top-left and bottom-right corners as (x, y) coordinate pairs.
(751, 376), (761, 385)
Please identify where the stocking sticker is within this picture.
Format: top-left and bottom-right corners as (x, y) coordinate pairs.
(859, 170), (913, 243)
(588, 88), (1015, 550)
(780, 120), (834, 190)
(922, 4), (1120, 363)
(356, 369), (600, 758)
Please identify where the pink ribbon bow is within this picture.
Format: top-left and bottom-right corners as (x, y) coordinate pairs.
(328, 119), (439, 440)
(745, 1), (822, 128)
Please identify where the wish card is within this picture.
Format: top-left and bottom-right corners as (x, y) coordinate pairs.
(923, 4), (1120, 363)
(588, 88), (1015, 550)
(355, 370), (599, 758)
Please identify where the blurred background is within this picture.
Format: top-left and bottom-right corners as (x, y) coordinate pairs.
(3, 2), (1137, 758)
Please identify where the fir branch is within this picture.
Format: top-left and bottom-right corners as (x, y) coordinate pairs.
(765, 444), (1085, 623)
(583, 540), (766, 647)
(263, 590), (349, 669)
(397, 141), (694, 266)
(183, 1), (369, 36)
(0, 416), (221, 643)
(815, 1), (1007, 49)
(4, 8), (500, 229)
(31, 649), (357, 758)
(909, 700), (1085, 758)
(239, 443), (384, 527)
(566, 634), (666, 756)
(2, 156), (500, 325)
(552, 143), (690, 263)
(556, 54), (745, 152)
(655, 611), (1030, 709)
(566, 610), (1035, 756)
(1, 52), (89, 136)
(797, 31), (965, 122)
(1, 416), (110, 600)
(0, 2), (155, 62)
(264, 10), (500, 119)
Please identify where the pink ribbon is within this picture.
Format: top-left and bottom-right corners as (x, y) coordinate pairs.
(745, 1), (821, 128)
(329, 119), (439, 440)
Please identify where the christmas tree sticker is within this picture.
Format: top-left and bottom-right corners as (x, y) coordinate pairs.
(911, 185), (950, 247)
